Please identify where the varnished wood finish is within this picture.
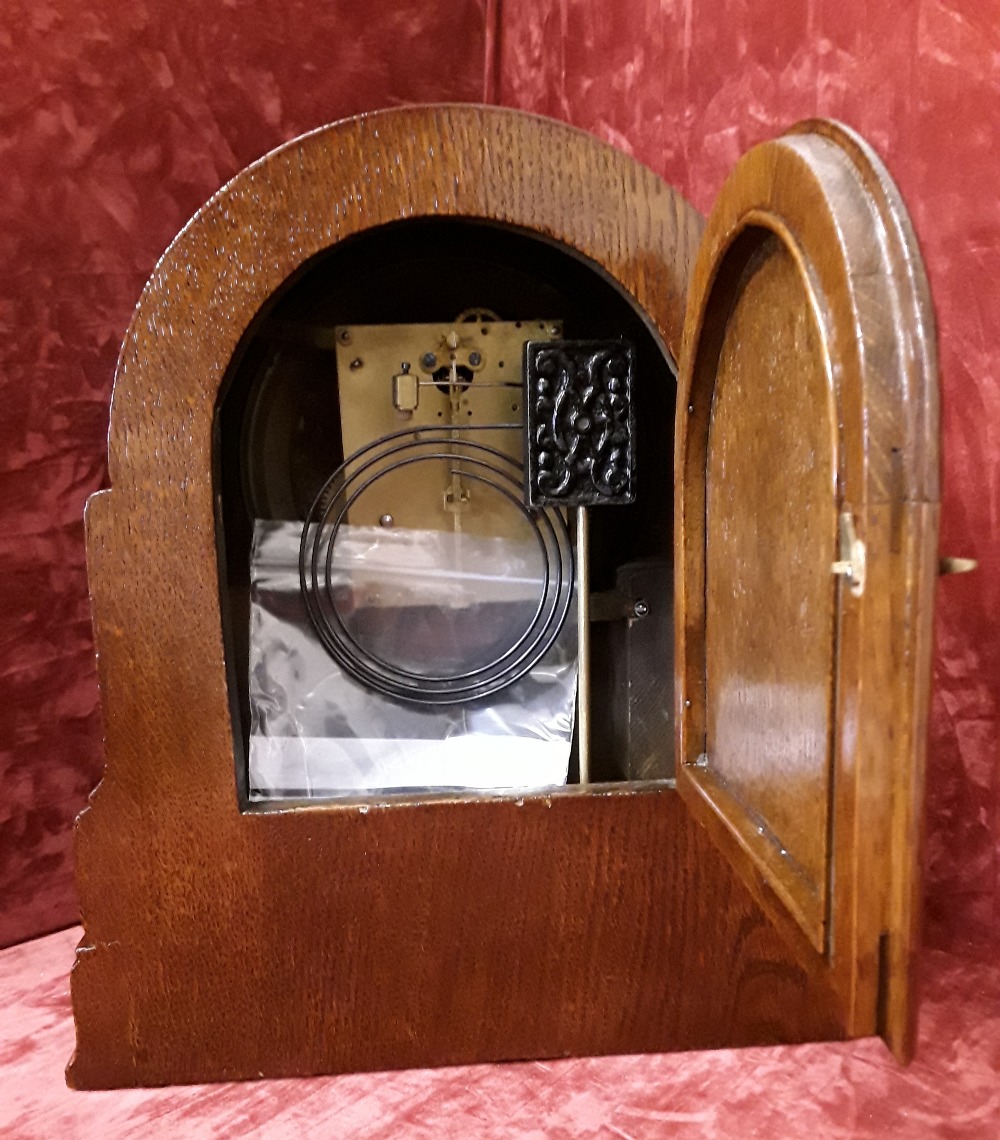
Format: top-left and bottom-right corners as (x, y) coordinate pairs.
(791, 122), (941, 1062)
(703, 231), (838, 949)
(71, 105), (936, 1087)
(70, 779), (843, 1086)
(68, 104), (838, 1090)
(675, 122), (939, 1058)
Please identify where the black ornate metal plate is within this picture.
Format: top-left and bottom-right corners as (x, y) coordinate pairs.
(523, 339), (636, 508)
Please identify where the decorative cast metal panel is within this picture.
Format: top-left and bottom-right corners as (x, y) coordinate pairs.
(523, 340), (636, 508)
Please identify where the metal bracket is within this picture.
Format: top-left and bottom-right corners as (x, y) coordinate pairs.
(589, 589), (651, 623)
(832, 511), (866, 596)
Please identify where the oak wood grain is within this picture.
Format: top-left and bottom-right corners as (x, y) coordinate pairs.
(69, 104), (935, 1086)
(703, 230), (838, 949)
(70, 776), (843, 1087)
(68, 105), (844, 1090)
(674, 121), (939, 1057)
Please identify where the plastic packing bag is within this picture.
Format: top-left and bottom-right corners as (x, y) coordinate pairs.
(247, 520), (578, 799)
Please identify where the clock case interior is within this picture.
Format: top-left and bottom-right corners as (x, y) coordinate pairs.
(215, 217), (677, 803)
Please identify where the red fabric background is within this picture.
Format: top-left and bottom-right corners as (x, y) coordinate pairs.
(2, 0), (996, 969)
(0, 0), (489, 949)
(497, 0), (1000, 957)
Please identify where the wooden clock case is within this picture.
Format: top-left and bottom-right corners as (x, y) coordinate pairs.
(69, 105), (938, 1088)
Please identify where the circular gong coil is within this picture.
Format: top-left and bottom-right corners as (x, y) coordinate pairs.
(299, 425), (574, 705)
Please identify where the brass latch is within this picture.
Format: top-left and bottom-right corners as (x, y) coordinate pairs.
(832, 511), (866, 597)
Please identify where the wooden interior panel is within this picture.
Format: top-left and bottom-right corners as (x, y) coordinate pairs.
(703, 230), (838, 948)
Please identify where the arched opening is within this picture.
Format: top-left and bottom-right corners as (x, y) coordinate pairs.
(215, 216), (677, 804)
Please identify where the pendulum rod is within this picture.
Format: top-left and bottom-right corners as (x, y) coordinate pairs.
(576, 505), (590, 785)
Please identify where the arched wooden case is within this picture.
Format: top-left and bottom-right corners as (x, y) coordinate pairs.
(69, 106), (938, 1088)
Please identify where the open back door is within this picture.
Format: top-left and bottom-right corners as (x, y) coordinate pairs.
(675, 121), (939, 1058)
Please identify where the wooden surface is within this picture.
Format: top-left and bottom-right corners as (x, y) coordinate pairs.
(71, 105), (936, 1086)
(674, 122), (939, 1057)
(703, 230), (838, 949)
(70, 104), (839, 1090)
(7, 927), (1000, 1138)
(71, 787), (842, 1087)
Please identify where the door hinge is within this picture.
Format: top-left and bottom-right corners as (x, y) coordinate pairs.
(832, 511), (866, 597)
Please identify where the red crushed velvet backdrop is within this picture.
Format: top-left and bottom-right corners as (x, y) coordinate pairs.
(3, 0), (996, 967)
(0, 0), (488, 949)
(498, 0), (1000, 958)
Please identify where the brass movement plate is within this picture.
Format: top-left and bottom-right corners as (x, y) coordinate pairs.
(335, 318), (562, 536)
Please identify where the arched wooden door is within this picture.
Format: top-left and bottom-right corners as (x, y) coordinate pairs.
(674, 121), (938, 1059)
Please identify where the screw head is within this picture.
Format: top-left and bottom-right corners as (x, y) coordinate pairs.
(379, 514), (394, 528)
(422, 352), (437, 369)
(350, 357), (363, 370)
(469, 351), (482, 367)
(632, 600), (650, 619)
(337, 329), (352, 345)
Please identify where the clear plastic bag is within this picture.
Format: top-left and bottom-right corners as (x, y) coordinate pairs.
(248, 520), (578, 799)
